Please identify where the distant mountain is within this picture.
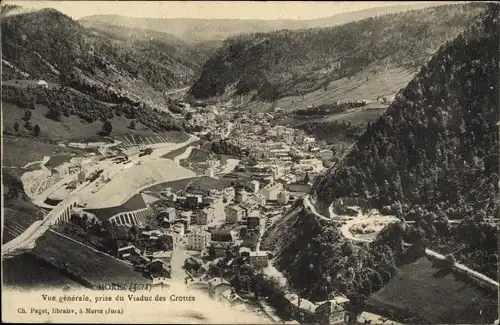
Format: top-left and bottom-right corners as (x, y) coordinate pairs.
(189, 3), (488, 102)
(261, 3), (499, 313)
(79, 3), (454, 43)
(80, 20), (213, 69)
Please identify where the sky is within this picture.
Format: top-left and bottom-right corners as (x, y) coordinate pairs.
(6, 1), (455, 20)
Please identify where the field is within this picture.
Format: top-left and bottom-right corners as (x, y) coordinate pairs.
(184, 148), (213, 163)
(2, 101), (183, 143)
(242, 67), (415, 112)
(280, 105), (386, 128)
(84, 193), (148, 221)
(3, 199), (44, 244)
(45, 155), (74, 169)
(160, 140), (203, 160)
(32, 230), (149, 287)
(2, 136), (86, 168)
(2, 79), (59, 89)
(367, 257), (498, 324)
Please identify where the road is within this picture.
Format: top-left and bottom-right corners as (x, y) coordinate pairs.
(165, 86), (189, 96)
(303, 195), (499, 288)
(173, 146), (196, 164)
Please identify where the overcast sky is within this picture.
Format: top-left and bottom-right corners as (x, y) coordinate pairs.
(7, 1), (455, 20)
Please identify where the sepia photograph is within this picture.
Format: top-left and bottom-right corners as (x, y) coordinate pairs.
(1, 0), (499, 323)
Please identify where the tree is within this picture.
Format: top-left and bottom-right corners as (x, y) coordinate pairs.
(30, 98), (36, 110)
(303, 172), (311, 184)
(46, 107), (62, 121)
(102, 121), (113, 135)
(33, 124), (41, 137)
(13, 121), (19, 133)
(129, 120), (136, 129)
(23, 110), (32, 122)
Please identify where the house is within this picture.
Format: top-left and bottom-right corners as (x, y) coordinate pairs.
(285, 294), (348, 325)
(117, 245), (140, 259)
(356, 312), (403, 325)
(221, 289), (248, 310)
(158, 207), (176, 222)
(187, 278), (210, 293)
(173, 224), (184, 237)
(205, 168), (215, 178)
(211, 229), (233, 247)
(206, 159), (220, 169)
(284, 293), (318, 323)
(259, 181), (283, 201)
(239, 246), (251, 258)
(225, 204), (245, 223)
(204, 194), (222, 205)
(277, 190), (291, 206)
(267, 129), (278, 138)
(249, 180), (260, 194)
(142, 230), (163, 239)
(280, 173), (297, 184)
(223, 187), (236, 201)
(249, 251), (269, 268)
(197, 206), (215, 225)
(146, 259), (169, 274)
(37, 80), (49, 88)
(296, 158), (324, 173)
(252, 193), (267, 207)
(187, 229), (211, 251)
(180, 210), (192, 224)
(235, 189), (248, 203)
(247, 213), (261, 230)
(185, 194), (203, 205)
(251, 125), (263, 134)
(315, 300), (348, 325)
(239, 200), (259, 218)
(208, 277), (231, 300)
(147, 251), (172, 264)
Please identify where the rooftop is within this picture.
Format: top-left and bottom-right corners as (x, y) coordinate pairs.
(208, 277), (230, 287)
(357, 312), (404, 325)
(284, 293), (317, 313)
(249, 251), (269, 257)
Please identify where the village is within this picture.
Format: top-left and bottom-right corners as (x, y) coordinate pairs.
(104, 100), (354, 324)
(9, 90), (405, 325)
(44, 97), (370, 324)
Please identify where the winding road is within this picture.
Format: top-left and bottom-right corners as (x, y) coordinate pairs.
(302, 194), (499, 288)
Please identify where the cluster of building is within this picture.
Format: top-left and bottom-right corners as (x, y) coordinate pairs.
(283, 293), (351, 325)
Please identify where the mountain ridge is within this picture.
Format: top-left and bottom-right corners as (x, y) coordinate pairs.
(78, 2), (457, 43)
(188, 2), (488, 103)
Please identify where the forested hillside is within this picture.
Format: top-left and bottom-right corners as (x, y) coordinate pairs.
(261, 3), (499, 315)
(189, 3), (488, 102)
(1, 8), (201, 108)
(312, 4), (499, 220)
